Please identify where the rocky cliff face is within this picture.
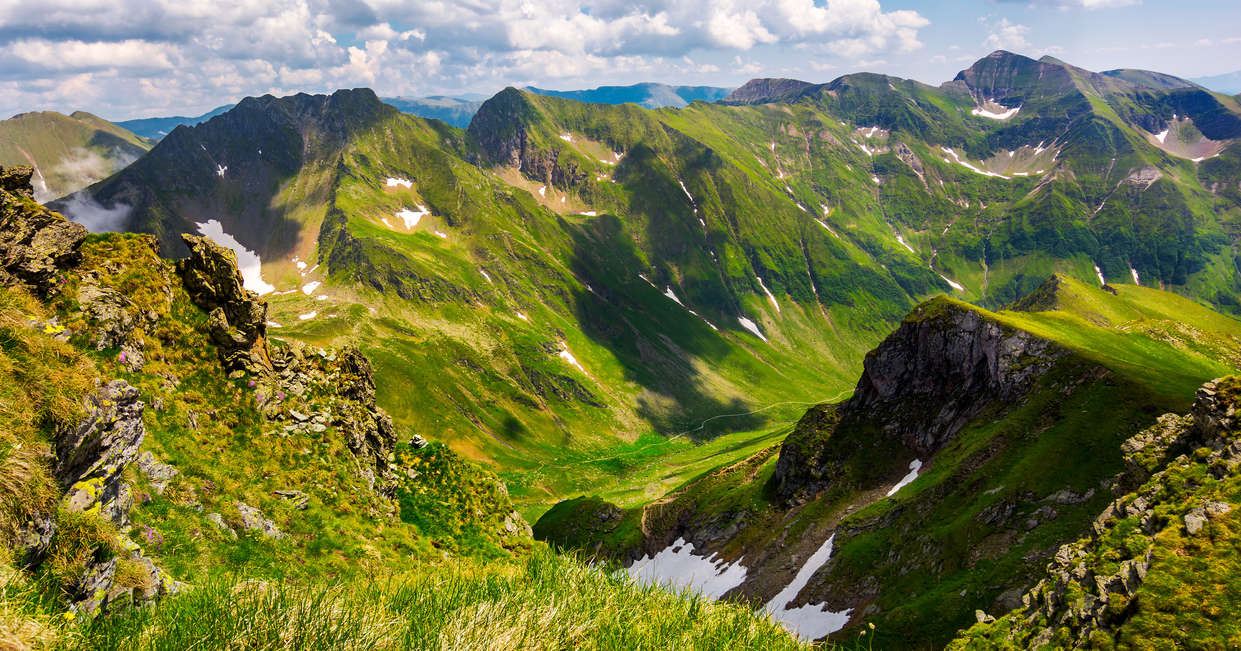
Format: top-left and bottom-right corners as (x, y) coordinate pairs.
(467, 88), (588, 189)
(771, 298), (1066, 503)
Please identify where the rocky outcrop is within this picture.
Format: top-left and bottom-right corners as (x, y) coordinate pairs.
(30, 380), (181, 614)
(843, 299), (1065, 455)
(0, 165), (87, 295)
(267, 342), (398, 495)
(176, 233), (272, 375)
(953, 378), (1241, 649)
(772, 299), (1066, 503)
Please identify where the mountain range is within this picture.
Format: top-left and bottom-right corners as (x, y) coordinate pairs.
(4, 48), (1241, 648)
(1192, 69), (1241, 95)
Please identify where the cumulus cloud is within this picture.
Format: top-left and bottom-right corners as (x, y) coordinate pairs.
(983, 18), (1031, 52)
(0, 0), (929, 117)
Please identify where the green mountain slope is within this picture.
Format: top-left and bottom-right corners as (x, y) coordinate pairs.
(0, 166), (807, 649)
(0, 111), (151, 201)
(536, 274), (1241, 646)
(53, 51), (1241, 530)
(951, 376), (1241, 649)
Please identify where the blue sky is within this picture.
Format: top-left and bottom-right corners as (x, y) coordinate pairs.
(1, 0), (1237, 120)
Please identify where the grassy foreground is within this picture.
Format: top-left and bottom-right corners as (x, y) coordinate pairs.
(4, 548), (807, 651)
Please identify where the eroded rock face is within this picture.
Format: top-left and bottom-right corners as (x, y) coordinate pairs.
(844, 300), (1064, 455)
(772, 300), (1066, 504)
(176, 233), (271, 374)
(468, 88), (588, 188)
(0, 165), (88, 294)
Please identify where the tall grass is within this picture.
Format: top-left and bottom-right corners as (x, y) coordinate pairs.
(72, 548), (807, 651)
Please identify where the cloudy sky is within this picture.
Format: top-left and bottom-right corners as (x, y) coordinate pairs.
(2, 0), (1238, 120)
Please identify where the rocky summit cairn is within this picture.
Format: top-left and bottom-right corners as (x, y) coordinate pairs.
(176, 233), (272, 375)
(0, 165), (87, 294)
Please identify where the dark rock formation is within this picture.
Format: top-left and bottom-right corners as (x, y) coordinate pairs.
(57, 381), (146, 527)
(0, 165), (87, 294)
(772, 299), (1066, 503)
(176, 233), (272, 375)
(844, 299), (1065, 455)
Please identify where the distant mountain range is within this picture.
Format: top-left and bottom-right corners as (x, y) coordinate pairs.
(115, 105), (233, 140)
(1192, 70), (1241, 95)
(112, 83), (737, 137)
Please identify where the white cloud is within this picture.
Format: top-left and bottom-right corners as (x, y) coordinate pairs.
(983, 19), (1030, 51)
(0, 0), (929, 117)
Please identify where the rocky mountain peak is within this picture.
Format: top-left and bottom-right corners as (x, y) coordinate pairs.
(720, 78), (815, 105)
(953, 50), (1072, 104)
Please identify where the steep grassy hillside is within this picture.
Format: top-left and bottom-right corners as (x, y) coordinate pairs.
(0, 164), (809, 650)
(951, 376), (1241, 649)
(537, 274), (1241, 646)
(0, 112), (150, 201)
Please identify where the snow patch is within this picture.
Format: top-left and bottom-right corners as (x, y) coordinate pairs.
(886, 460), (923, 496)
(756, 277), (780, 313)
(1154, 129), (1169, 144)
(580, 210), (597, 216)
(737, 316), (768, 342)
(557, 344), (586, 373)
(559, 132), (573, 142)
(940, 147), (1010, 179)
(435, 231), (448, 239)
(1130, 264), (1140, 285)
(215, 164), (227, 177)
(479, 268), (493, 284)
(265, 320), (283, 328)
(301, 281), (320, 295)
(663, 287), (685, 307)
(871, 175), (881, 184)
(815, 219), (840, 239)
(627, 538), (748, 600)
(516, 312), (529, 322)
(396, 205), (429, 229)
(971, 105), (1020, 120)
(894, 233), (915, 254)
(381, 217), (393, 228)
(194, 220), (275, 295)
(764, 535), (852, 641)
(385, 177), (413, 189)
(1094, 264), (1106, 286)
(935, 272), (964, 292)
(678, 180), (695, 204)
(298, 312), (317, 321)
